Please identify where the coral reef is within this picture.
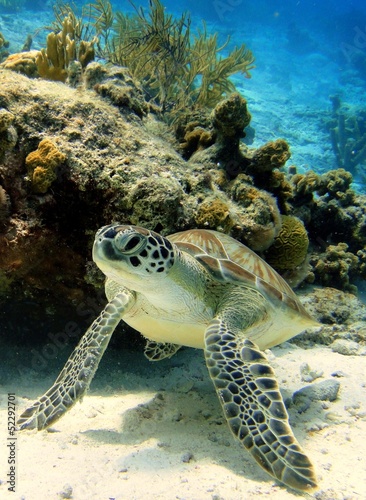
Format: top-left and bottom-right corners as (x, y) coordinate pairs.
(180, 110), (292, 213)
(309, 242), (359, 293)
(127, 176), (184, 229)
(286, 167), (366, 291)
(193, 176), (282, 252)
(0, 68), (295, 310)
(0, 70), (194, 306)
(175, 93), (253, 172)
(109, 0), (254, 114)
(0, 0), (366, 316)
(317, 168), (353, 201)
(179, 124), (214, 160)
(40, 0), (253, 116)
(25, 139), (66, 194)
(300, 287), (366, 327)
(2, 0), (253, 117)
(312, 173), (356, 236)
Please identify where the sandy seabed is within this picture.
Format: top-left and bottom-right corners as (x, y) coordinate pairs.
(0, 341), (365, 500)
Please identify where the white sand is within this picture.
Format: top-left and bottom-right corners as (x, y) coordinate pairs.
(1, 341), (365, 500)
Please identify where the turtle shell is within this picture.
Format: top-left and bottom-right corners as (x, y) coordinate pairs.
(168, 229), (313, 320)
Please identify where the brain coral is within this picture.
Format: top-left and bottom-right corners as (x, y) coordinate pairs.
(0, 50), (39, 78)
(265, 215), (309, 270)
(25, 139), (66, 194)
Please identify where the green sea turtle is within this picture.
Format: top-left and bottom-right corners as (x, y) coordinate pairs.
(18, 224), (319, 491)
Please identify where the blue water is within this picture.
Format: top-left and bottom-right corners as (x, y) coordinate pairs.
(3, 0), (364, 189)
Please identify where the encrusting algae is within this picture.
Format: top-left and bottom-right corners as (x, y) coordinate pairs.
(25, 139), (66, 194)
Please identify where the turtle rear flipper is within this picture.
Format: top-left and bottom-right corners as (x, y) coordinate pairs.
(144, 340), (181, 361)
(204, 317), (318, 492)
(17, 289), (135, 431)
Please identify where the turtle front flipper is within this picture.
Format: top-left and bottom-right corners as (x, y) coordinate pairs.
(204, 318), (318, 492)
(17, 289), (135, 431)
(144, 340), (181, 361)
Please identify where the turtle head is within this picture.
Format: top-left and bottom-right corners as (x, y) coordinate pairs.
(93, 224), (176, 289)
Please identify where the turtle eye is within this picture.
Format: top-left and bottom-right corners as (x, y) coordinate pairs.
(125, 236), (142, 251)
(114, 232), (146, 255)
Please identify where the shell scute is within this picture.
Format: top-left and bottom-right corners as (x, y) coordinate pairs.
(168, 229), (312, 319)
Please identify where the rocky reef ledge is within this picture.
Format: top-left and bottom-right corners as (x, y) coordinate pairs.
(0, 66), (365, 344)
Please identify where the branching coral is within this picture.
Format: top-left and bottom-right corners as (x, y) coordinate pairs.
(326, 96), (366, 177)
(25, 139), (66, 194)
(37, 13), (96, 82)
